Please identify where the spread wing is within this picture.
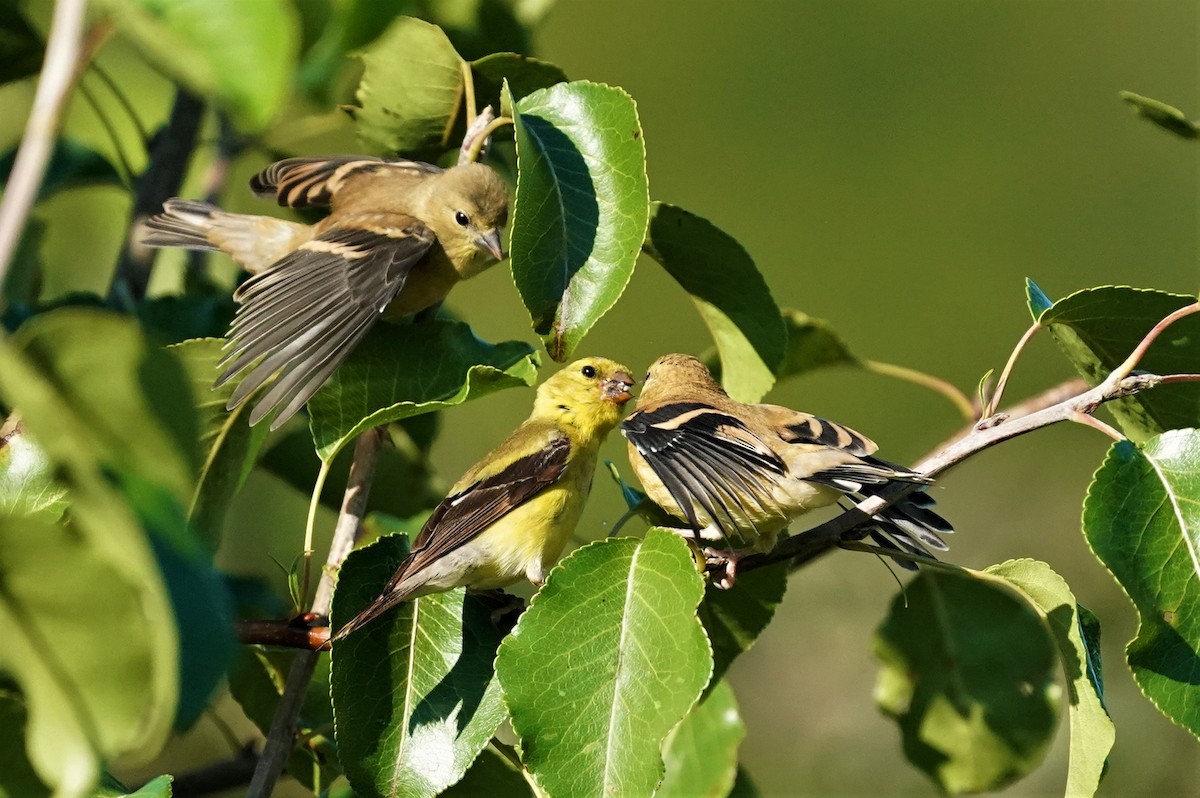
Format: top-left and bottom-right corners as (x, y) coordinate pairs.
(622, 401), (786, 534)
(249, 156), (442, 209)
(217, 216), (435, 428)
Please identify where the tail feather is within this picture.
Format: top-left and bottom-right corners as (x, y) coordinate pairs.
(330, 586), (412, 643)
(140, 198), (221, 250)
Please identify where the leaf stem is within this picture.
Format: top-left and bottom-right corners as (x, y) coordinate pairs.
(300, 458), (332, 609)
(862, 359), (975, 422)
(984, 321), (1040, 417)
(247, 427), (384, 797)
(463, 112), (513, 164)
(0, 0), (91, 302)
(461, 60), (477, 127)
(1067, 410), (1125, 441)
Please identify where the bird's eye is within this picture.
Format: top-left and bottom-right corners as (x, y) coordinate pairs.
(454, 211), (470, 227)
(581, 365), (596, 378)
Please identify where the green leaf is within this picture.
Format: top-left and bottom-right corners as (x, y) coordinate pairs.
(351, 16), (466, 157)
(94, 774), (173, 797)
(169, 338), (270, 551)
(473, 52), (567, 107)
(331, 534), (508, 798)
(0, 422), (67, 521)
(0, 140), (123, 200)
(0, 517), (174, 798)
(728, 767), (761, 798)
(0, 688), (50, 798)
(1120, 91), (1199, 139)
(1035, 286), (1200, 441)
(644, 203), (786, 403)
(306, 320), (538, 462)
(0, 3), (42, 84)
(776, 309), (861, 380)
(986, 559), (1114, 797)
(658, 679), (745, 798)
(508, 80), (650, 361)
(295, 0), (409, 100)
(1084, 433), (1200, 739)
(497, 529), (712, 798)
(698, 563), (787, 687)
(92, 0), (298, 130)
(873, 568), (1060, 794)
(441, 746), (533, 798)
(1025, 278), (1054, 319)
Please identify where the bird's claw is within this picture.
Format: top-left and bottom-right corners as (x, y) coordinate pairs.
(704, 547), (745, 590)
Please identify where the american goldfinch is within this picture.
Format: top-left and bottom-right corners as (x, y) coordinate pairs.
(140, 156), (509, 429)
(621, 354), (951, 576)
(332, 357), (635, 641)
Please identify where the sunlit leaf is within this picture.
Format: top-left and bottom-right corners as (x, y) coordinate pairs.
(93, 0), (298, 130)
(306, 320), (537, 462)
(986, 559), (1114, 797)
(873, 568), (1060, 794)
(1120, 91), (1199, 139)
(508, 80), (649, 361)
(0, 421), (66, 521)
(644, 202), (786, 403)
(1084, 433), (1200, 739)
(658, 679), (745, 798)
(331, 534), (507, 798)
(497, 530), (711, 797)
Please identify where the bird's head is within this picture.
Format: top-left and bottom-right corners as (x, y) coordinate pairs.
(534, 357), (636, 436)
(639, 353), (726, 405)
(428, 162), (509, 273)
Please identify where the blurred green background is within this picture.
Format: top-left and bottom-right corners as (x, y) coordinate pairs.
(5, 0), (1199, 795)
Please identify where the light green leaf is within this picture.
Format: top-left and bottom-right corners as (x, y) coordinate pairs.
(1120, 91), (1199, 139)
(776, 309), (861, 380)
(1084, 432), (1200, 739)
(0, 422), (67, 521)
(508, 80), (650, 361)
(986, 559), (1114, 797)
(698, 563), (787, 687)
(644, 203), (786, 403)
(873, 568), (1060, 794)
(497, 529), (712, 798)
(306, 320), (538, 462)
(1033, 285), (1200, 441)
(658, 679), (745, 798)
(168, 338), (270, 552)
(351, 16), (466, 157)
(92, 0), (298, 130)
(331, 534), (508, 798)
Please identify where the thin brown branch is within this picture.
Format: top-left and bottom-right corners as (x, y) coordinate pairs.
(246, 427), (384, 798)
(236, 619), (330, 651)
(0, 0), (91, 300)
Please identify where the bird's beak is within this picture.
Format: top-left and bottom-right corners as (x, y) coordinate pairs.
(475, 229), (505, 261)
(603, 371), (636, 405)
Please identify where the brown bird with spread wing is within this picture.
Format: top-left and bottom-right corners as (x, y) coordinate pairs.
(622, 354), (951, 580)
(140, 156), (509, 429)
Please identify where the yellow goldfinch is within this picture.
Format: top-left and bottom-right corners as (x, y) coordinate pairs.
(139, 156), (509, 429)
(621, 354), (951, 576)
(332, 357), (635, 641)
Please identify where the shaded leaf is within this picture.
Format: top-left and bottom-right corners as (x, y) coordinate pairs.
(699, 563), (787, 687)
(92, 0), (297, 130)
(986, 559), (1114, 797)
(497, 530), (712, 797)
(727, 767), (761, 798)
(331, 534), (507, 798)
(0, 687), (50, 798)
(0, 421), (66, 520)
(0, 3), (42, 84)
(1034, 285), (1200, 441)
(169, 338), (270, 551)
(873, 568), (1060, 794)
(351, 16), (465, 157)
(295, 0), (409, 100)
(508, 80), (649, 361)
(1084, 433), (1200, 739)
(441, 746), (533, 798)
(138, 295), (236, 346)
(0, 140), (122, 201)
(658, 679), (745, 798)
(644, 203), (786, 403)
(1025, 277), (1053, 318)
(776, 309), (861, 379)
(306, 319), (538, 462)
(1120, 91), (1199, 139)
(473, 52), (566, 108)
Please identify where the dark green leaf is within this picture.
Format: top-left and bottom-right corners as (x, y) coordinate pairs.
(986, 559), (1114, 797)
(873, 568), (1060, 794)
(169, 338), (270, 551)
(496, 530), (711, 797)
(351, 16), (465, 157)
(508, 80), (650, 361)
(138, 295), (236, 345)
(331, 534), (508, 798)
(295, 0), (409, 100)
(699, 563), (787, 687)
(0, 140), (123, 199)
(644, 203), (786, 403)
(728, 767), (761, 798)
(0, 422), (66, 520)
(1025, 277), (1053, 318)
(776, 309), (861, 380)
(4, 216), (45, 307)
(0, 3), (42, 84)
(0, 688), (50, 798)
(1035, 286), (1200, 440)
(441, 746), (533, 798)
(1084, 433), (1200, 739)
(473, 52), (566, 108)
(1120, 91), (1199, 139)
(658, 679), (745, 798)
(306, 319), (538, 462)
(92, 0), (298, 130)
